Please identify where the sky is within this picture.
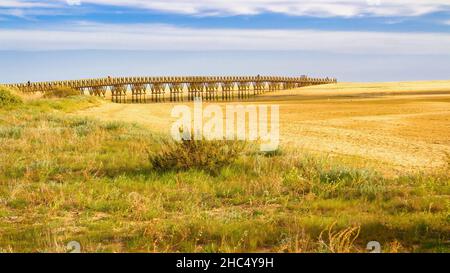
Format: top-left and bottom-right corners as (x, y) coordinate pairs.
(1, 0), (450, 83)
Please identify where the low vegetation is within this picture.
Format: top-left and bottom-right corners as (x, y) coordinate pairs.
(149, 137), (247, 174)
(0, 86), (23, 107)
(0, 94), (448, 253)
(42, 86), (80, 98)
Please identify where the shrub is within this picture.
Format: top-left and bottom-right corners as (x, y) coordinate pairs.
(42, 86), (80, 98)
(69, 118), (98, 137)
(101, 121), (126, 131)
(149, 138), (247, 174)
(0, 86), (23, 107)
(0, 126), (23, 139)
(319, 167), (362, 184)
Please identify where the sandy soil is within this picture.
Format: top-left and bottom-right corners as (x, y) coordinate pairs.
(76, 80), (450, 174)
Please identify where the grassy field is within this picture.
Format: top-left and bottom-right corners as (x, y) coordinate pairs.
(0, 83), (449, 253)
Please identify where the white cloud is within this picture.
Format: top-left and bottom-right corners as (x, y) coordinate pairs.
(59, 0), (450, 17)
(2, 1), (450, 18)
(0, 1), (62, 18)
(0, 1), (56, 8)
(1, 22), (450, 55)
(66, 0), (82, 6)
(0, 8), (26, 17)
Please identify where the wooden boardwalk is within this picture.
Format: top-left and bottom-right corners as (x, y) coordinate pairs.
(6, 75), (337, 103)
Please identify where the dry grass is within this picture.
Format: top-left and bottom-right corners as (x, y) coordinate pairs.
(0, 83), (449, 253)
(319, 222), (361, 253)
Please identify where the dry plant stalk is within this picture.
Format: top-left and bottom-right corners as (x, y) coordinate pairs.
(319, 221), (361, 253)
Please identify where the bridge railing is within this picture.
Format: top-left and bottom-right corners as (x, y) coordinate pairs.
(4, 75), (337, 103)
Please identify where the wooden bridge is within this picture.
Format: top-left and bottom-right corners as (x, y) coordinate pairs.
(6, 75), (337, 103)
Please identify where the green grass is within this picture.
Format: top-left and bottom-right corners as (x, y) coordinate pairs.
(0, 86), (23, 107)
(42, 86), (80, 99)
(0, 95), (448, 253)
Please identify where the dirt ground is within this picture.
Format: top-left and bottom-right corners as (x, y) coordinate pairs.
(76, 80), (450, 175)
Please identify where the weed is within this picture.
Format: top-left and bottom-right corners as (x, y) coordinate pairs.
(0, 86), (23, 107)
(149, 138), (247, 175)
(319, 222), (361, 253)
(42, 87), (80, 98)
(0, 126), (23, 139)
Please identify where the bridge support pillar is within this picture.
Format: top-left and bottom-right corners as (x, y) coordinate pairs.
(89, 86), (107, 97)
(131, 84), (147, 103)
(169, 83), (184, 102)
(268, 82), (277, 92)
(111, 84), (128, 103)
(151, 83), (165, 102)
(187, 82), (204, 101)
(77, 87), (86, 95)
(237, 82), (251, 99)
(205, 82), (219, 101)
(253, 81), (265, 95)
(221, 82), (234, 100)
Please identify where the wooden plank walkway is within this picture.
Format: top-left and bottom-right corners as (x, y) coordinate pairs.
(5, 75), (337, 103)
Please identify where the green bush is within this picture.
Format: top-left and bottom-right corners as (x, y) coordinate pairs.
(42, 86), (80, 98)
(149, 138), (247, 174)
(0, 86), (23, 107)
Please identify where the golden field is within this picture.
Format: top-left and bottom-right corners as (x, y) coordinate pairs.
(77, 80), (450, 175)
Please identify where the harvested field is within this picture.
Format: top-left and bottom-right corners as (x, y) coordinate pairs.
(77, 81), (450, 175)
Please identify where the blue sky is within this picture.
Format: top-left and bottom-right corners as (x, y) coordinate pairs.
(1, 0), (450, 82)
